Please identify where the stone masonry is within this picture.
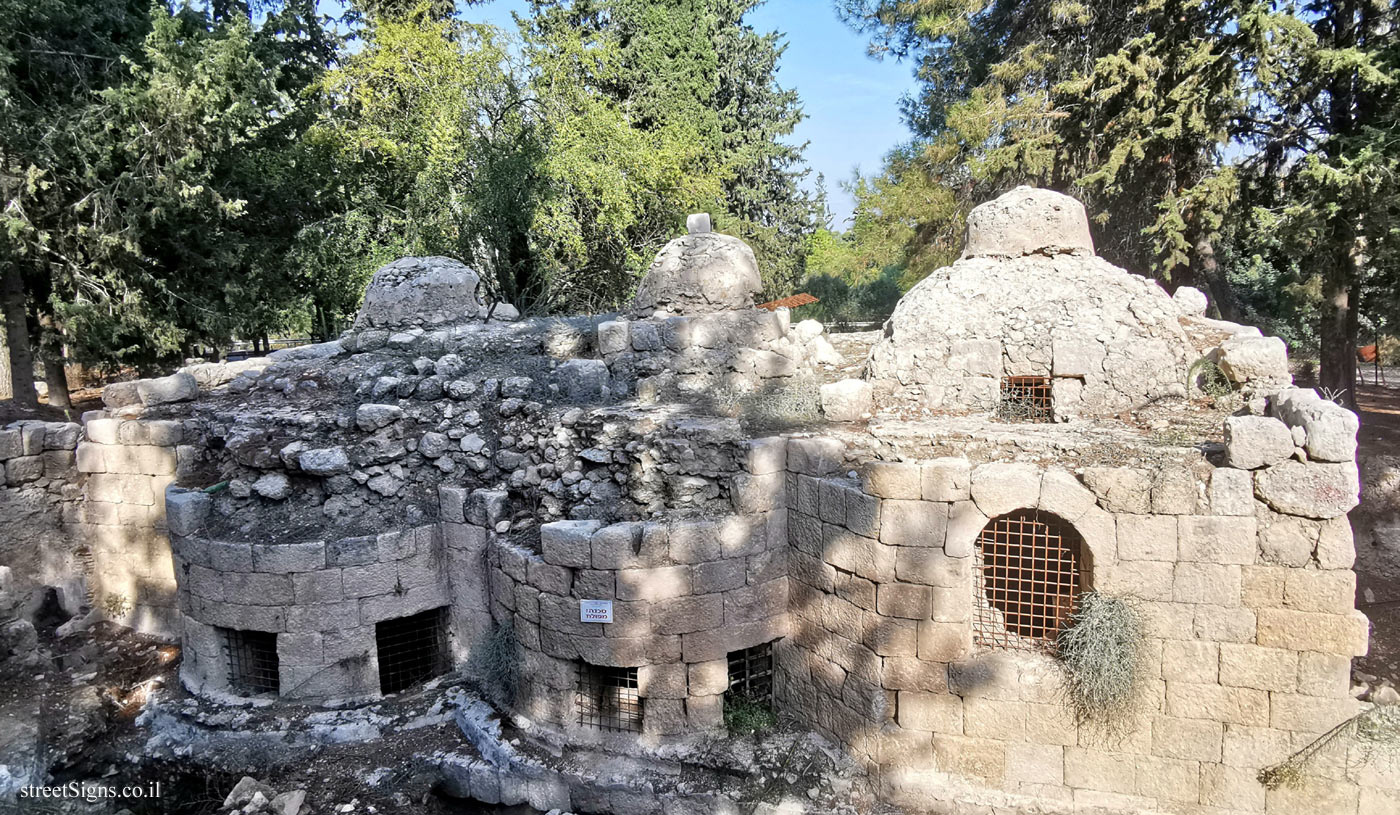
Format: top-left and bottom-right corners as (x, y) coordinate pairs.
(23, 196), (1388, 814)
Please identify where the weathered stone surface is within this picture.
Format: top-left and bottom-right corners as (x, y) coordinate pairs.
(820, 379), (872, 422)
(786, 437), (843, 476)
(1216, 334), (1289, 388)
(355, 403), (403, 431)
(1172, 285), (1208, 316)
(354, 256), (487, 329)
(1254, 461), (1360, 519)
(1270, 388), (1358, 462)
(1224, 415), (1295, 470)
(970, 462), (1041, 518)
(962, 186), (1094, 258)
(555, 359), (610, 402)
(252, 472), (291, 500)
(299, 447), (350, 476)
(137, 372), (199, 406)
(631, 232), (762, 316)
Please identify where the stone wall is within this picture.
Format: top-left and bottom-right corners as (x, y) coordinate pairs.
(478, 495), (789, 743)
(771, 404), (1386, 813)
(598, 306), (836, 400)
(73, 414), (182, 636)
(0, 420), (85, 616)
(168, 485), (480, 701)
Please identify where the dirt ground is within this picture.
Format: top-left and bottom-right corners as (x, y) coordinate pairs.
(1350, 381), (1400, 689)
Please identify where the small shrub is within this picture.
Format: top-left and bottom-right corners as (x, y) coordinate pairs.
(1259, 704), (1400, 789)
(102, 592), (132, 619)
(467, 620), (520, 708)
(1187, 357), (1233, 398)
(724, 693), (778, 736)
(1056, 592), (1149, 738)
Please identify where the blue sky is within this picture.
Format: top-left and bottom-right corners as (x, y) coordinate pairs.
(457, 0), (917, 227)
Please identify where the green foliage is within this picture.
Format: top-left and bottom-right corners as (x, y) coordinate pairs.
(1259, 704), (1400, 790)
(1056, 592), (1149, 738)
(724, 693), (778, 736)
(839, 0), (1400, 400)
(466, 619), (520, 708)
(1, 0), (820, 371)
(1186, 357), (1233, 399)
(0, 0), (341, 370)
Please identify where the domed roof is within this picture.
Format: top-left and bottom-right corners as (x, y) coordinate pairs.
(354, 256), (487, 329)
(631, 215), (763, 317)
(866, 188), (1192, 417)
(962, 186), (1095, 258)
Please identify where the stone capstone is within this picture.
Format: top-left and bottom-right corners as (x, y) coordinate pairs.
(353, 256), (490, 329)
(961, 186), (1094, 258)
(631, 233), (762, 317)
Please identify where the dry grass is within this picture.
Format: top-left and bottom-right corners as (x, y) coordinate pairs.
(1056, 591), (1150, 739)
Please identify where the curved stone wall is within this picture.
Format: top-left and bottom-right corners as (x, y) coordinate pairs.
(775, 428), (1371, 812)
(169, 487), (474, 701)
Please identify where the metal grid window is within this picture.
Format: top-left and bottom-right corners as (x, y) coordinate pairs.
(727, 642), (774, 704)
(375, 607), (449, 695)
(576, 663), (643, 733)
(973, 509), (1083, 651)
(221, 628), (279, 695)
(999, 376), (1053, 422)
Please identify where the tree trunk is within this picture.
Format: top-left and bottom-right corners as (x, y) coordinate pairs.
(0, 316), (12, 401)
(43, 358), (70, 410)
(1, 264), (37, 408)
(1318, 240), (1360, 410)
(38, 318), (71, 410)
(1190, 233), (1239, 323)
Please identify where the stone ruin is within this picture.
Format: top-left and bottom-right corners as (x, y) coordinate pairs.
(1, 191), (1391, 814)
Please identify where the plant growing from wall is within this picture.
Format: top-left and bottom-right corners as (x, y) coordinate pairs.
(1186, 356), (1233, 399)
(466, 619), (520, 708)
(1259, 704), (1400, 790)
(724, 693), (778, 736)
(1055, 591), (1149, 739)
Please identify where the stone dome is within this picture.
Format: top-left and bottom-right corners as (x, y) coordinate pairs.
(631, 217), (762, 317)
(866, 188), (1193, 418)
(354, 256), (486, 330)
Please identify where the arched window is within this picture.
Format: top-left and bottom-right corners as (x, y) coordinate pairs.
(973, 509), (1085, 649)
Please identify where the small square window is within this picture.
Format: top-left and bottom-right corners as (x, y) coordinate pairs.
(375, 607), (449, 694)
(221, 628), (279, 695)
(999, 376), (1053, 422)
(576, 663), (642, 733)
(727, 642), (774, 704)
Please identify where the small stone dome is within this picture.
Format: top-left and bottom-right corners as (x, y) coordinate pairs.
(354, 256), (486, 329)
(962, 186), (1094, 258)
(867, 188), (1192, 418)
(631, 216), (762, 317)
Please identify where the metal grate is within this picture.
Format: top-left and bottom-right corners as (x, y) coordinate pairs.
(973, 509), (1082, 650)
(727, 642), (774, 704)
(221, 628), (279, 695)
(999, 376), (1053, 422)
(375, 607), (449, 695)
(576, 663), (643, 732)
